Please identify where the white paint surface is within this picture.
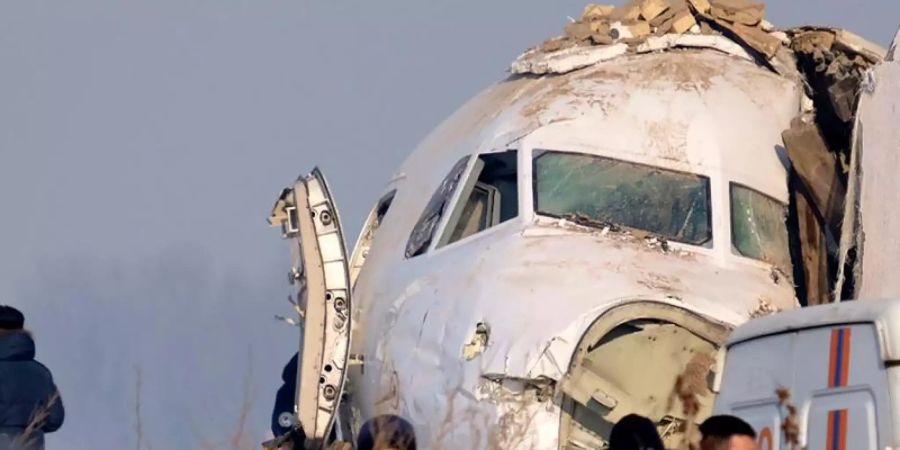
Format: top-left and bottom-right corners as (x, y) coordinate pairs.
(338, 48), (804, 448)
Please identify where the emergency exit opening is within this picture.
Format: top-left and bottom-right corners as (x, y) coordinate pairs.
(559, 302), (729, 449)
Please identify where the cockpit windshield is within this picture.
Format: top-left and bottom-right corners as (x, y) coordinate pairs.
(533, 150), (712, 245)
(730, 183), (791, 272)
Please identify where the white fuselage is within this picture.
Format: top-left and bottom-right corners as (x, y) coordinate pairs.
(347, 49), (803, 448)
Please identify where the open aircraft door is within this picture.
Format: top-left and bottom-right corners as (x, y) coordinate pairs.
(267, 168), (352, 449)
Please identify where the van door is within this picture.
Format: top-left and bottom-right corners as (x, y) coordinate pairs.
(716, 323), (891, 450)
(268, 168), (352, 448)
(793, 325), (887, 450)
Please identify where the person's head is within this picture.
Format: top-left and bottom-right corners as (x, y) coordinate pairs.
(608, 414), (665, 450)
(699, 415), (758, 450)
(357, 415), (416, 450)
(0, 305), (24, 331)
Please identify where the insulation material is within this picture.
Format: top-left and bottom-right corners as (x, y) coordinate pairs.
(782, 119), (846, 236)
(783, 28), (884, 303)
(795, 186), (830, 305)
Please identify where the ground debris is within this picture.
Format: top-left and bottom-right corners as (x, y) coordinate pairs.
(781, 27), (883, 306)
(708, 0), (765, 26)
(561, 213), (674, 253)
(564, 213), (623, 233)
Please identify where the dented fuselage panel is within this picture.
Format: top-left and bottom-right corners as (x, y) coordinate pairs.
(338, 47), (804, 449)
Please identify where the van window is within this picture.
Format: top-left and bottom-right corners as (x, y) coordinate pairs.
(730, 183), (791, 271)
(439, 150), (518, 247)
(405, 156), (470, 258)
(533, 150), (712, 245)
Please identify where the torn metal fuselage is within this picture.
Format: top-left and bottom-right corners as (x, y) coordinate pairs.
(335, 47), (804, 449)
(837, 31), (900, 301)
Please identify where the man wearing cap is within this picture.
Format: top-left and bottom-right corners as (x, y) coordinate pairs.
(0, 305), (64, 450)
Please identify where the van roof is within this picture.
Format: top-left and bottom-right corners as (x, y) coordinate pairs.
(728, 299), (900, 362)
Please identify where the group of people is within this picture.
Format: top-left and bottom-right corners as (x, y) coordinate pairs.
(0, 306), (761, 450)
(266, 410), (757, 450)
(609, 413), (759, 450)
(271, 351), (759, 450)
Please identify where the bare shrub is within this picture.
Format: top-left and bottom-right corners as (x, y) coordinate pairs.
(776, 388), (804, 450)
(13, 391), (61, 449)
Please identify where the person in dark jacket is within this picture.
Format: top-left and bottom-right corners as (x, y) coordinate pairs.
(0, 305), (64, 450)
(356, 415), (416, 450)
(268, 352), (340, 449)
(608, 414), (665, 450)
(271, 352), (302, 440)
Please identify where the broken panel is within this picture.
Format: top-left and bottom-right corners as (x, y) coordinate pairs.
(349, 189), (396, 288)
(559, 302), (729, 449)
(839, 46), (900, 300)
(439, 150), (519, 247)
(534, 150), (711, 246)
(405, 156), (470, 258)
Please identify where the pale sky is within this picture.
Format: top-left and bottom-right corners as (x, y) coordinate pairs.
(1, 1), (898, 448)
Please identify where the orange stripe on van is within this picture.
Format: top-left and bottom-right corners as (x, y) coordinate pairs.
(828, 328), (852, 388)
(839, 329), (852, 387)
(838, 409), (848, 450)
(828, 329), (840, 387)
(827, 410), (835, 450)
(826, 328), (852, 450)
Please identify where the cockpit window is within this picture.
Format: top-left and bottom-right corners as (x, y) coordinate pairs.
(373, 191), (396, 227)
(405, 156), (470, 258)
(350, 189), (396, 287)
(730, 183), (791, 271)
(533, 150), (712, 245)
(439, 150), (518, 247)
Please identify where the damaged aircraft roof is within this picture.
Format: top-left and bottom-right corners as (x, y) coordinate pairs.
(511, 0), (885, 77)
(506, 0), (890, 306)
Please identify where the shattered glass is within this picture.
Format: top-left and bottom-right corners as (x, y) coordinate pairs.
(730, 183), (791, 272)
(534, 151), (711, 245)
(405, 156), (471, 258)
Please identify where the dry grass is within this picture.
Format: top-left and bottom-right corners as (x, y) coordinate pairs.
(665, 352), (717, 450)
(13, 390), (61, 449)
(135, 366), (147, 450)
(776, 388), (804, 450)
(127, 362), (258, 450)
(196, 370), (256, 450)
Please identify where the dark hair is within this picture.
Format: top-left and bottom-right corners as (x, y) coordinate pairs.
(609, 414), (665, 450)
(700, 415), (757, 439)
(357, 415), (416, 450)
(0, 305), (24, 330)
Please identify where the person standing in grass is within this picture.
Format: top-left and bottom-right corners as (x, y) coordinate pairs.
(0, 305), (64, 450)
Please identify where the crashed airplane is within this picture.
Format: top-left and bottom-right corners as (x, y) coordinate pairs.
(265, 0), (898, 448)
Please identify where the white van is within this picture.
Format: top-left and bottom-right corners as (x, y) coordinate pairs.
(713, 299), (900, 450)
